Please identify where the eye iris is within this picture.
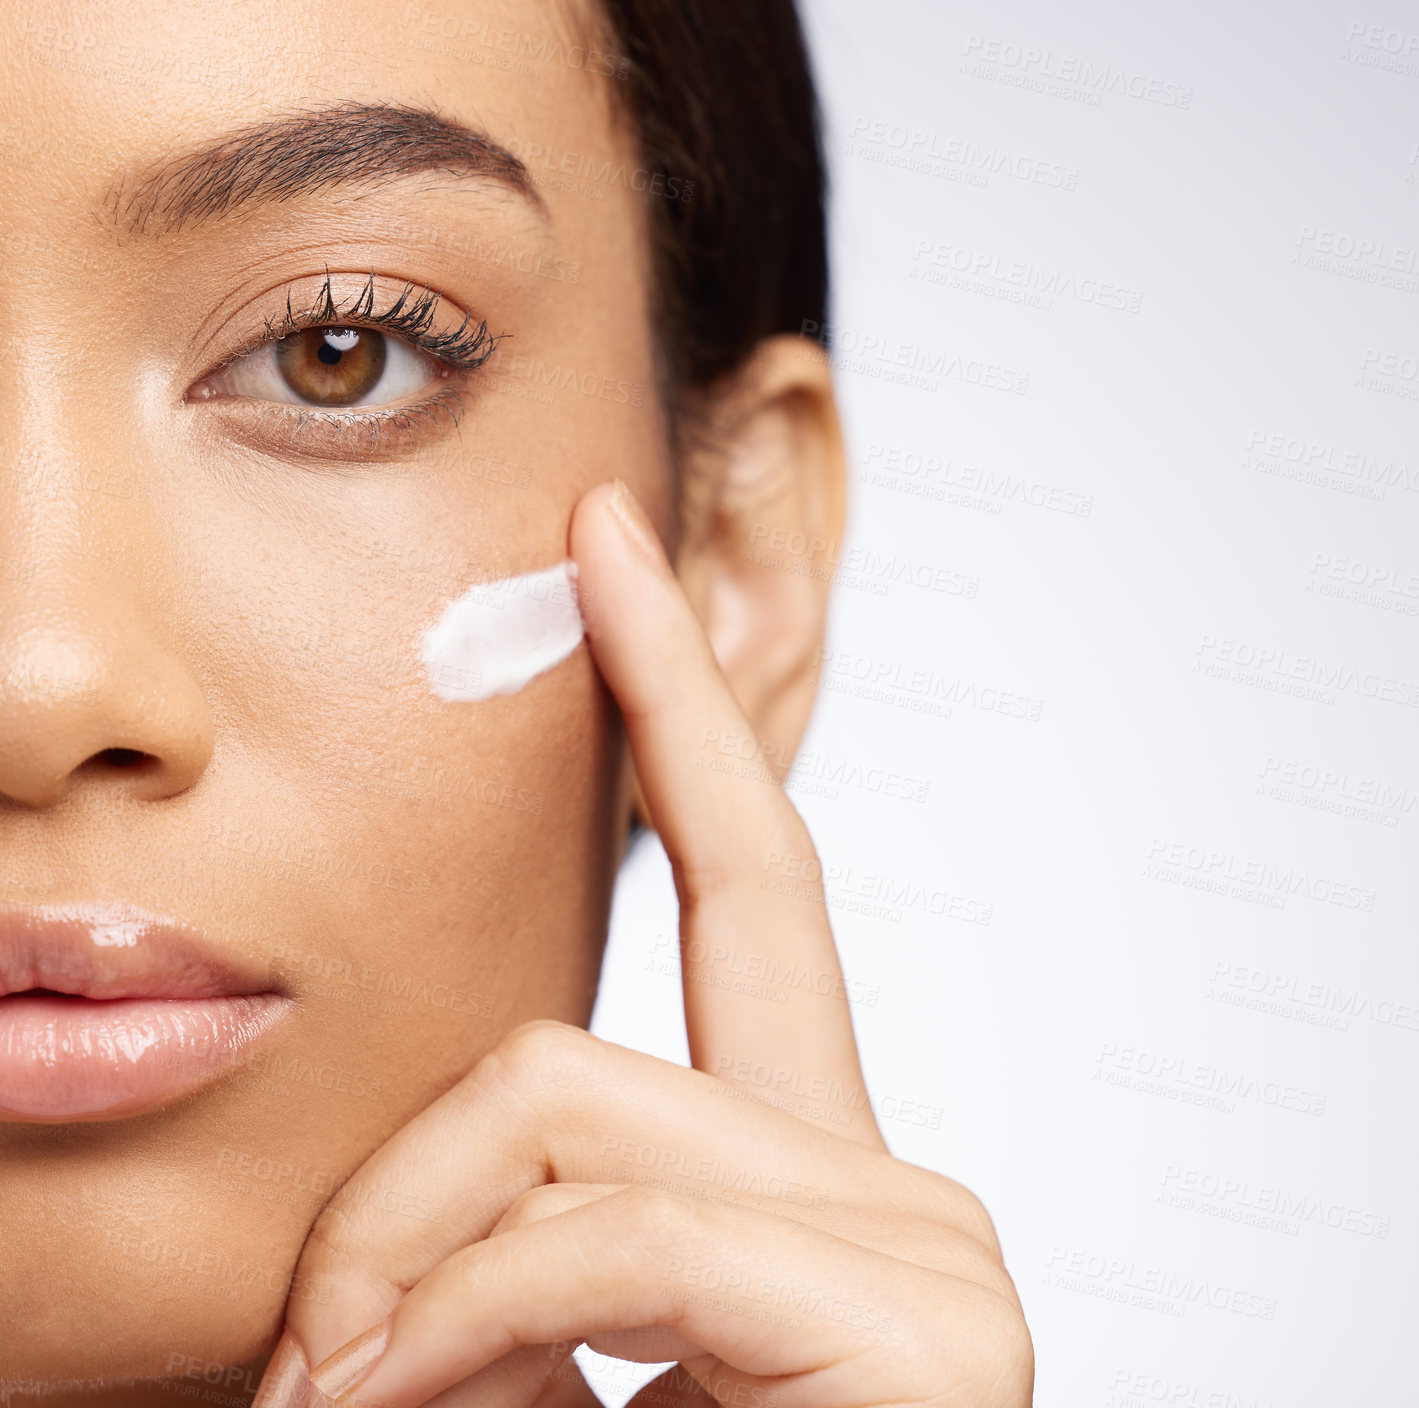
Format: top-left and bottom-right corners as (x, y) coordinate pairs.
(275, 327), (386, 405)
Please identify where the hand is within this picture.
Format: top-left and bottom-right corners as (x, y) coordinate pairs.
(252, 479), (1033, 1408)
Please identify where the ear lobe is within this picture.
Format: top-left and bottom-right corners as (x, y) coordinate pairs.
(671, 333), (848, 781)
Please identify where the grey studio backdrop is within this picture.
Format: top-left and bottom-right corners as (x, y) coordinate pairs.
(585, 2), (1416, 1403)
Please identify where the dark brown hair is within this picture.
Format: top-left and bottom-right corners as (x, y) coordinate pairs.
(595, 0), (829, 433)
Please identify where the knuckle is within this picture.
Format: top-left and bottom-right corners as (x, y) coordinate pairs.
(953, 1235), (1022, 1307)
(919, 1173), (1003, 1261)
(501, 1018), (589, 1064)
(497, 1181), (587, 1233)
(617, 1185), (706, 1261)
(290, 1204), (400, 1309)
(672, 857), (737, 910)
(897, 1204), (1016, 1302)
(954, 1189), (1003, 1257)
(975, 1292), (1035, 1403)
(301, 1201), (359, 1271)
(678, 814), (817, 911)
(920, 1281), (1033, 1406)
(486, 1019), (596, 1091)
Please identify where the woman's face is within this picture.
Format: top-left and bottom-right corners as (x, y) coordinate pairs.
(1, 0), (660, 1382)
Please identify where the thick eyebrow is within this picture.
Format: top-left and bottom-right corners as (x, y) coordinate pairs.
(110, 102), (544, 236)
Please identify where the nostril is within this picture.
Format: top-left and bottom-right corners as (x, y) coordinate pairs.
(97, 748), (148, 768)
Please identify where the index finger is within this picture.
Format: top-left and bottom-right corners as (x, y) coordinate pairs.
(570, 480), (879, 1138)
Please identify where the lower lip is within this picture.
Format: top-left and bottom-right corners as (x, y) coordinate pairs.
(0, 992), (291, 1122)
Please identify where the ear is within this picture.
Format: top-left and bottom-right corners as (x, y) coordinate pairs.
(672, 333), (847, 781)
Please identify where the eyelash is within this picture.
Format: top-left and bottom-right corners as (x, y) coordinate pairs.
(204, 270), (504, 456)
(259, 270), (500, 371)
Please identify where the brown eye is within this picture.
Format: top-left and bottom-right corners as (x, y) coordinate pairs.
(274, 327), (387, 406)
(190, 310), (450, 414)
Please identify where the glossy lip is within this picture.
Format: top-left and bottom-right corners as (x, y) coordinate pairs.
(0, 904), (292, 1122)
(0, 903), (277, 1000)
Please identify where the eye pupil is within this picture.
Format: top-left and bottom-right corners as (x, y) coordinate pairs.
(275, 326), (386, 405)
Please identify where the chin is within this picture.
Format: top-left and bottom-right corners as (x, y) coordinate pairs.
(1, 1261), (280, 1389)
(0, 1155), (298, 1388)
(3, 1308), (275, 1394)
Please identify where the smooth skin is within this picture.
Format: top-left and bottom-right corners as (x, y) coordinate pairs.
(0, 0), (1030, 1400)
(256, 481), (1033, 1407)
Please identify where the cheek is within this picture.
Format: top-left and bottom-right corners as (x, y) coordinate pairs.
(226, 610), (623, 1078)
(239, 581), (625, 1092)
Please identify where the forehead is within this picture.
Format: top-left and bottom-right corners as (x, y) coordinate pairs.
(3, 0), (631, 230)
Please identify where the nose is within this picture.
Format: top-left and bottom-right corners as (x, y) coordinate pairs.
(0, 561), (214, 810)
(0, 257), (217, 811)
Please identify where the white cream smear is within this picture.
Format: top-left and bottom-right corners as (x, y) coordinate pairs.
(420, 560), (584, 702)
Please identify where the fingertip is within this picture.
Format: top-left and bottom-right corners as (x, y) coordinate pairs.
(570, 480), (675, 648)
(568, 479), (622, 576)
(567, 478), (619, 559)
(605, 478), (671, 570)
(570, 480), (669, 577)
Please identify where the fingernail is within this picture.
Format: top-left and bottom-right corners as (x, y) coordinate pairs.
(252, 1333), (311, 1408)
(309, 1319), (392, 1403)
(607, 478), (669, 570)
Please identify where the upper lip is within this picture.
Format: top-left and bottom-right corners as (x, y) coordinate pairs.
(0, 904), (276, 1001)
